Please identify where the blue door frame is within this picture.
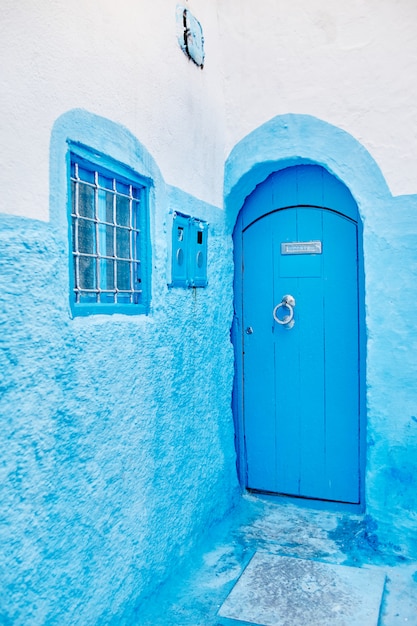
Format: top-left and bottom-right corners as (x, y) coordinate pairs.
(232, 165), (366, 511)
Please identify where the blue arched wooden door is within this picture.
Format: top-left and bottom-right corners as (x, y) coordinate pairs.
(234, 165), (364, 504)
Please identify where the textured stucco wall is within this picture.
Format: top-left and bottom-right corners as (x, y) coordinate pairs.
(0, 106), (238, 624)
(225, 113), (417, 558)
(1, 2), (238, 622)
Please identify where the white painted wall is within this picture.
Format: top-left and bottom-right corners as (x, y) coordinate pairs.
(0, 0), (226, 220)
(2, 1), (416, 221)
(219, 0), (417, 197)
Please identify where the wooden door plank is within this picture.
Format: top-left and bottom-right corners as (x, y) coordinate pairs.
(273, 210), (300, 494)
(295, 208), (327, 498)
(243, 216), (276, 490)
(323, 211), (360, 503)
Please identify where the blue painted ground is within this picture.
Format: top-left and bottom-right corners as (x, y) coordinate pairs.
(137, 495), (417, 625)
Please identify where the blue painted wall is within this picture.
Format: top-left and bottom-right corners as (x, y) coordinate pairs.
(225, 113), (417, 558)
(0, 110), (239, 624)
(2, 107), (417, 624)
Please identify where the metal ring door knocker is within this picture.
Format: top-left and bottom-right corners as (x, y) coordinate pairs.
(273, 295), (296, 329)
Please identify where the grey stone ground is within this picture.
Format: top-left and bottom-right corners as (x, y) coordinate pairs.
(218, 552), (385, 625)
(138, 495), (417, 625)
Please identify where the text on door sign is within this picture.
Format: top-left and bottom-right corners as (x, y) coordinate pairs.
(281, 241), (322, 255)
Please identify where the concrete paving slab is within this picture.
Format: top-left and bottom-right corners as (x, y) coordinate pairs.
(137, 496), (417, 625)
(218, 552), (386, 626)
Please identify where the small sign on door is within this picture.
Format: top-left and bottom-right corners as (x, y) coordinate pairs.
(281, 241), (322, 255)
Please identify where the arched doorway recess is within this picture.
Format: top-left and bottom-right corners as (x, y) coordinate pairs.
(233, 164), (365, 506)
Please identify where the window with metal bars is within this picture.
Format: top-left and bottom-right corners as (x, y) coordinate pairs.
(69, 147), (150, 315)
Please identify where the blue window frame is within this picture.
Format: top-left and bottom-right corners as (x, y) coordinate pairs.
(68, 144), (151, 315)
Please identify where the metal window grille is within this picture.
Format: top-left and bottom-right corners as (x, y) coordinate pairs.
(70, 159), (145, 306)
